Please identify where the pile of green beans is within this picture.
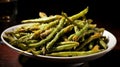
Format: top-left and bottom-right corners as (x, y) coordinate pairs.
(3, 6), (108, 57)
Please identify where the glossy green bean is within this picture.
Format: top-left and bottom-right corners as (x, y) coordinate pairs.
(99, 39), (108, 49)
(44, 20), (59, 30)
(47, 50), (100, 57)
(51, 43), (79, 52)
(46, 25), (74, 50)
(69, 6), (88, 21)
(72, 23), (89, 41)
(21, 15), (62, 23)
(39, 12), (48, 18)
(76, 33), (102, 50)
(28, 17), (65, 48)
(40, 28), (54, 39)
(58, 41), (79, 45)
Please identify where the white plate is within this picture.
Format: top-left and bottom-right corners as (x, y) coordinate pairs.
(1, 24), (117, 63)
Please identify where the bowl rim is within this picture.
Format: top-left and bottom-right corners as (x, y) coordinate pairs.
(1, 24), (117, 59)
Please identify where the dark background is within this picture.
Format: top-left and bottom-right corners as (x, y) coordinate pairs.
(16, 0), (120, 29)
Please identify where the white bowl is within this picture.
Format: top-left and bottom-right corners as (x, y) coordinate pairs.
(1, 24), (117, 64)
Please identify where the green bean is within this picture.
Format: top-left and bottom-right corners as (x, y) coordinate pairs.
(68, 34), (75, 41)
(14, 33), (29, 38)
(32, 20), (58, 39)
(71, 19), (95, 29)
(94, 28), (105, 33)
(99, 39), (108, 49)
(47, 50), (100, 57)
(88, 24), (97, 29)
(39, 12), (48, 18)
(17, 43), (28, 50)
(62, 12), (86, 28)
(76, 19), (95, 28)
(86, 19), (93, 23)
(21, 15), (62, 23)
(39, 24), (48, 31)
(40, 28), (54, 39)
(30, 30), (42, 39)
(58, 41), (79, 46)
(3, 32), (17, 42)
(62, 12), (85, 29)
(30, 24), (51, 39)
(9, 40), (20, 46)
(44, 20), (59, 30)
(26, 47), (36, 53)
(18, 33), (33, 42)
(31, 50), (43, 55)
(88, 42), (94, 50)
(28, 17), (66, 48)
(76, 32), (102, 50)
(69, 6), (88, 21)
(31, 47), (46, 55)
(78, 30), (97, 42)
(72, 19), (96, 29)
(15, 23), (41, 32)
(25, 40), (38, 44)
(72, 23), (89, 41)
(74, 26), (79, 34)
(46, 25), (74, 50)
(72, 20), (86, 29)
(51, 43), (79, 52)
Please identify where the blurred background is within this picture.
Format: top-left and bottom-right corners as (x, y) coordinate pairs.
(0, 0), (119, 33)
(16, 0), (120, 28)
